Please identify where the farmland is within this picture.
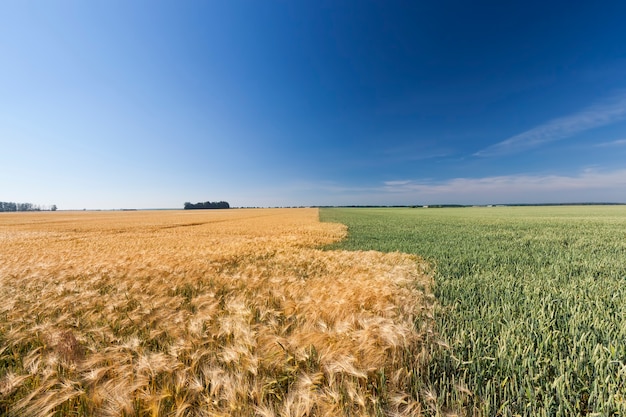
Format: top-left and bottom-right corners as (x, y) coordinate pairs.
(3, 206), (625, 416)
(321, 206), (626, 416)
(0, 209), (433, 416)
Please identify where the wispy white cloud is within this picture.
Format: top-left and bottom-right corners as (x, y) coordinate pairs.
(379, 169), (626, 204)
(383, 180), (412, 187)
(594, 138), (626, 147)
(475, 92), (626, 157)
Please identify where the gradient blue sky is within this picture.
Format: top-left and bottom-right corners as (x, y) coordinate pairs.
(2, 1), (626, 209)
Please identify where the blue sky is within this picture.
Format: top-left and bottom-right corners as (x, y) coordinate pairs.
(2, 1), (626, 209)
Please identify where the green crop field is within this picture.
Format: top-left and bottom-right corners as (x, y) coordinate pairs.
(320, 206), (626, 416)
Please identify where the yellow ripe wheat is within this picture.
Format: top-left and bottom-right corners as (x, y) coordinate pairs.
(0, 208), (434, 416)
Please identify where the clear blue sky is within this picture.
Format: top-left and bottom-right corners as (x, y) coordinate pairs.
(2, 1), (626, 209)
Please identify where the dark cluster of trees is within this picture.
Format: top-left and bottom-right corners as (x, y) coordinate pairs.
(0, 201), (57, 212)
(184, 201), (230, 210)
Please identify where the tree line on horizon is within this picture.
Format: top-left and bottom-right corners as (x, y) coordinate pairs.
(183, 201), (230, 210)
(0, 201), (57, 212)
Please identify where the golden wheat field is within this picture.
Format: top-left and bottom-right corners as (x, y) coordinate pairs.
(0, 208), (434, 416)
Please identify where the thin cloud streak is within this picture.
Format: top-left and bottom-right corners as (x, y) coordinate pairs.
(475, 92), (626, 157)
(380, 169), (626, 204)
(595, 139), (626, 147)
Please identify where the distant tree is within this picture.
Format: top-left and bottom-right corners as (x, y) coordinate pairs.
(17, 203), (38, 211)
(0, 201), (55, 212)
(0, 201), (17, 212)
(51, 205), (57, 211)
(183, 201), (230, 210)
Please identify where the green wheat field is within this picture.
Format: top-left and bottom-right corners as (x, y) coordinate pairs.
(321, 205), (626, 416)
